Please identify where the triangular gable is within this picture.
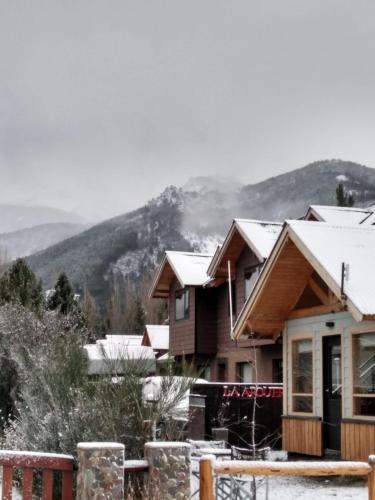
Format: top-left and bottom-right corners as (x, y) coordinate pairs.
(149, 251), (213, 298)
(233, 220), (375, 339)
(207, 219), (282, 279)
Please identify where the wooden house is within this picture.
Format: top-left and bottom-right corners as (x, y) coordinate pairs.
(233, 218), (375, 460)
(149, 219), (283, 382)
(206, 219), (283, 382)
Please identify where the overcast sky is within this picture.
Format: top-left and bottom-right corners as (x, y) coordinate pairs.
(1, 1), (375, 221)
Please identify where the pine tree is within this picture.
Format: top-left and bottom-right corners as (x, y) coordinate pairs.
(48, 272), (75, 314)
(0, 259), (43, 313)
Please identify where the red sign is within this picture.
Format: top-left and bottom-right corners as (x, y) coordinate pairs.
(223, 385), (283, 399)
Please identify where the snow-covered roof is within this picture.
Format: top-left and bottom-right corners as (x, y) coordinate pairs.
(233, 220), (375, 339)
(83, 342), (155, 375)
(207, 219), (282, 277)
(306, 205), (375, 225)
(234, 219), (283, 259)
(98, 334), (143, 346)
(287, 220), (375, 318)
(165, 251), (212, 285)
(143, 324), (169, 351)
(150, 250), (213, 298)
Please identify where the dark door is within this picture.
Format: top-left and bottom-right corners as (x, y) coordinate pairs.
(323, 335), (342, 451)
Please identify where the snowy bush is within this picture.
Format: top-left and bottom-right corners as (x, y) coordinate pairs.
(0, 304), (191, 459)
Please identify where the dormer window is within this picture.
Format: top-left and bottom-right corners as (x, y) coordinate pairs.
(175, 288), (189, 320)
(244, 265), (261, 300)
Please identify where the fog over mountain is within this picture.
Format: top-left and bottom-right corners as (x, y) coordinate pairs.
(27, 160), (375, 305)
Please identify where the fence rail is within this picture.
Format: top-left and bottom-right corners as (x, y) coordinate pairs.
(0, 450), (75, 500)
(199, 455), (375, 500)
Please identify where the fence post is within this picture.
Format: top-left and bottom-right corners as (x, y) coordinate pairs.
(76, 442), (125, 499)
(369, 455), (375, 500)
(144, 441), (191, 499)
(199, 455), (215, 500)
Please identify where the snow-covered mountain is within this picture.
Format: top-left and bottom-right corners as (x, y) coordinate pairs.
(0, 204), (85, 234)
(0, 222), (90, 260)
(27, 159), (375, 304)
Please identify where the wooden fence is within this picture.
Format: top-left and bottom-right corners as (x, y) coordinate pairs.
(199, 455), (375, 500)
(0, 450), (75, 500)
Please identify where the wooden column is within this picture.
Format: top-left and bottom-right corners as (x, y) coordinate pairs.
(199, 456), (215, 500)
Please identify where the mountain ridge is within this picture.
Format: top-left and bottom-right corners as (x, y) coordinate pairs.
(26, 159), (375, 304)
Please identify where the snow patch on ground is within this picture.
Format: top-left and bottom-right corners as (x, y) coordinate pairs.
(267, 475), (366, 499)
(183, 232), (222, 254)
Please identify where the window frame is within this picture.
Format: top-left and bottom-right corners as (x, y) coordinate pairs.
(175, 287), (189, 321)
(236, 361), (253, 383)
(351, 329), (375, 419)
(289, 336), (314, 416)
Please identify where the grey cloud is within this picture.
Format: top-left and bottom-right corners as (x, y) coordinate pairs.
(1, 0), (375, 220)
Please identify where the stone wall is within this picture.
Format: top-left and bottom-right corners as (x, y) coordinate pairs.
(144, 442), (191, 500)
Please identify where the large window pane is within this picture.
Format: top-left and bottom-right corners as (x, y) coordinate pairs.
(292, 339), (313, 413)
(245, 266), (261, 300)
(353, 332), (375, 416)
(175, 289), (189, 321)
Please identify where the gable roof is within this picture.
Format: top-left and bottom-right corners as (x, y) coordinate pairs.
(207, 219), (282, 278)
(150, 251), (213, 298)
(233, 220), (375, 339)
(305, 205), (375, 225)
(142, 324), (169, 351)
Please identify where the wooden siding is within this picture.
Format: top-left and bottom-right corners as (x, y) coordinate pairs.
(282, 417), (323, 456)
(341, 421), (375, 461)
(169, 279), (195, 356)
(195, 288), (217, 355)
(216, 283), (233, 351)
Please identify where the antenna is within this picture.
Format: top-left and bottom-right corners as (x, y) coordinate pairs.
(228, 260), (234, 336)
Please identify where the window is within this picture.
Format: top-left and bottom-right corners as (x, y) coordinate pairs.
(198, 365), (211, 381)
(217, 362), (227, 382)
(175, 288), (189, 321)
(353, 332), (375, 416)
(244, 266), (261, 300)
(272, 359), (283, 383)
(291, 339), (313, 413)
(236, 362), (253, 383)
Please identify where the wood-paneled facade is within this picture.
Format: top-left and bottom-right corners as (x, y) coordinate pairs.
(165, 244), (282, 382)
(233, 226), (375, 460)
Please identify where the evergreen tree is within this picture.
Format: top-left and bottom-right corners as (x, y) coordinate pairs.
(336, 183), (355, 207)
(48, 272), (75, 314)
(0, 259), (43, 313)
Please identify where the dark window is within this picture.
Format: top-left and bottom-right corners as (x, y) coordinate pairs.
(272, 359), (283, 383)
(175, 288), (189, 320)
(217, 362), (227, 382)
(227, 280), (237, 316)
(244, 265), (261, 300)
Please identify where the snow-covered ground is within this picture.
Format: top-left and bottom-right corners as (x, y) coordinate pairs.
(191, 460), (367, 499)
(267, 476), (366, 499)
